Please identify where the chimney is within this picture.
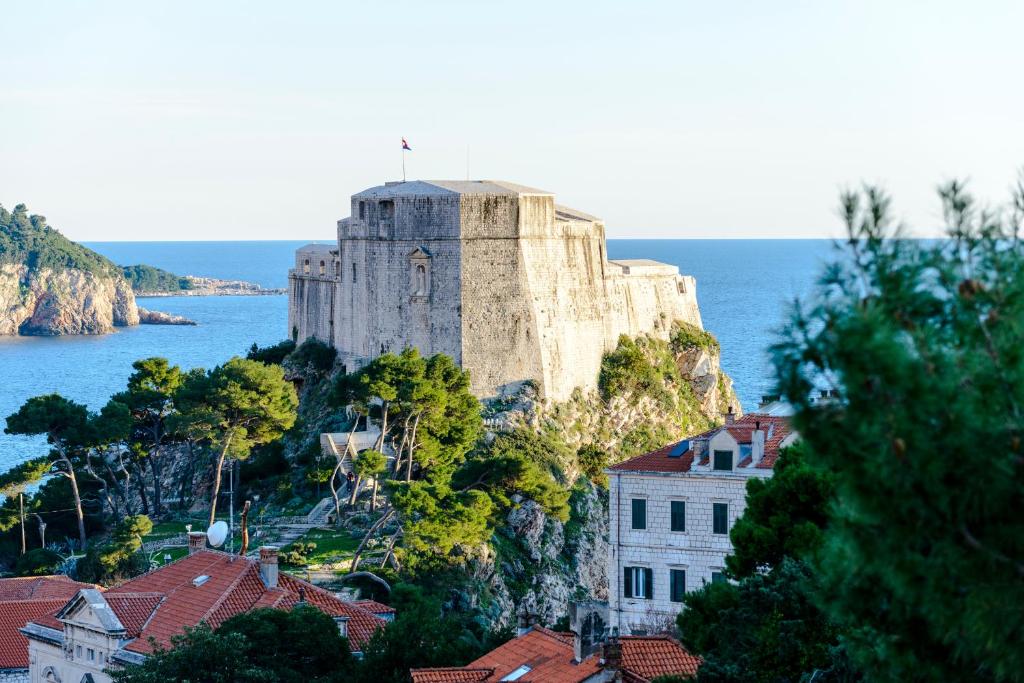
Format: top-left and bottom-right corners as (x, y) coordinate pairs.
(723, 405), (736, 425)
(601, 632), (623, 682)
(570, 601), (609, 663)
(752, 425), (766, 465)
(259, 546), (279, 589)
(516, 612), (539, 638)
(187, 531), (207, 555)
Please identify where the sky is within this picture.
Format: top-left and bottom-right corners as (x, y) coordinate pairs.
(1, 1), (1022, 241)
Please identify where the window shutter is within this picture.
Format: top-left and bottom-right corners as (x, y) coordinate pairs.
(624, 567), (633, 598)
(644, 568), (654, 599)
(713, 503), (728, 534)
(631, 499), (646, 530)
(671, 501), (686, 532)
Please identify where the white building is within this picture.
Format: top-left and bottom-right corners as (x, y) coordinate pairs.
(605, 408), (797, 634)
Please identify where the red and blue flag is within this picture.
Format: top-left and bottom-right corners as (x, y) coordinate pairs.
(402, 137), (411, 151)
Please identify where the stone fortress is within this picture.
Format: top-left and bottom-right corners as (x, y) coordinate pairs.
(288, 180), (704, 402)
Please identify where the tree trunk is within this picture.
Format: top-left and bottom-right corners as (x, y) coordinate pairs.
(239, 500), (251, 556)
(348, 475), (363, 507)
(208, 433), (234, 527)
(135, 459), (151, 516)
(34, 514), (46, 548)
(370, 478), (380, 512)
(19, 494), (25, 556)
(393, 413), (412, 477)
(405, 413), (421, 482)
(149, 446), (163, 517)
(61, 456), (87, 549)
(328, 460), (343, 527)
(350, 508), (394, 572)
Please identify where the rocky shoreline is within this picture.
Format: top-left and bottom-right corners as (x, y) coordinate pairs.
(136, 275), (284, 297)
(137, 307), (197, 326)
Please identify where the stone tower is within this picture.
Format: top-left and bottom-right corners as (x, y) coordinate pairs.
(288, 180), (702, 402)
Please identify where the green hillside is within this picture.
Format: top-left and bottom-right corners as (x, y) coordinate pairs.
(121, 264), (194, 293)
(0, 203), (118, 276)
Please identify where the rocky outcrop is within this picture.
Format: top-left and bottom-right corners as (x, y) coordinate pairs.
(137, 307), (196, 326)
(0, 263), (140, 335)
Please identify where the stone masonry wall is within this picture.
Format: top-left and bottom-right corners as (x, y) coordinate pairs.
(606, 468), (769, 635)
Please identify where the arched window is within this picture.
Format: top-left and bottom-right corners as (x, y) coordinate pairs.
(319, 260), (326, 276)
(303, 259), (310, 275)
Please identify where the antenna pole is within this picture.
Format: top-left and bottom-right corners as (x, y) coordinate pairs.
(228, 463), (234, 553)
(402, 146), (406, 182)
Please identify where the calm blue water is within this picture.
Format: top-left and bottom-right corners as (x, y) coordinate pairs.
(0, 239), (835, 472)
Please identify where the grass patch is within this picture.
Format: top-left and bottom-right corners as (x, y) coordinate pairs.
(280, 528), (360, 568)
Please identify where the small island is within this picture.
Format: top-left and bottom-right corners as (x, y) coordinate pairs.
(123, 263), (285, 297)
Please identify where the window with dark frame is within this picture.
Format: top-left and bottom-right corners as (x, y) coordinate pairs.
(713, 502), (729, 534)
(711, 571), (727, 584)
(623, 566), (654, 599)
(631, 498), (647, 530)
(670, 500), (686, 532)
(670, 569), (686, 602)
(713, 449), (733, 471)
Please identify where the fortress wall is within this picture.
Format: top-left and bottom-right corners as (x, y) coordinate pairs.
(335, 196), (463, 371)
(288, 272), (336, 344)
(603, 272), (703, 343)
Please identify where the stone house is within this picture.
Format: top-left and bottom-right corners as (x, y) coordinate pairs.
(20, 535), (389, 683)
(288, 180), (705, 402)
(606, 407), (797, 635)
(0, 577), (96, 683)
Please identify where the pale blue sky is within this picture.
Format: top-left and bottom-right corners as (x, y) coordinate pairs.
(2, 1), (1022, 240)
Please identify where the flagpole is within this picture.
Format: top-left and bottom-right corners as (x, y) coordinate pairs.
(402, 145), (406, 182)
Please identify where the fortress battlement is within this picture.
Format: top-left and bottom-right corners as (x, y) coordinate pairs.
(288, 180), (703, 402)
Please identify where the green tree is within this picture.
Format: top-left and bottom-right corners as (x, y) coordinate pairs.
(246, 339), (296, 365)
(76, 514), (153, 584)
(175, 358), (298, 526)
(353, 449), (387, 511)
(117, 357), (184, 516)
(772, 179), (1024, 681)
(5, 394), (94, 547)
(110, 606), (351, 683)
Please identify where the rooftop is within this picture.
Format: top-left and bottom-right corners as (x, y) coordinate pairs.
(27, 550), (385, 655)
(411, 626), (700, 683)
(0, 576), (96, 670)
(354, 180), (553, 198)
(608, 413), (794, 473)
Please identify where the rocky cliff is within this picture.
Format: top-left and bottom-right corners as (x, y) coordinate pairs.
(0, 263), (139, 335)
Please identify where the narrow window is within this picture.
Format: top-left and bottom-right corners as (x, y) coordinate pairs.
(670, 569), (687, 602)
(352, 262), (357, 283)
(713, 503), (729, 534)
(711, 571), (727, 584)
(359, 201), (366, 219)
(335, 260), (341, 276)
(319, 260), (325, 276)
(76, 645), (82, 657)
(670, 500), (686, 532)
(88, 648), (95, 661)
(623, 566), (653, 599)
(303, 259), (310, 275)
(631, 499), (646, 530)
(713, 449), (733, 471)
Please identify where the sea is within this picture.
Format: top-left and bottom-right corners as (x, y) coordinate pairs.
(0, 239), (836, 473)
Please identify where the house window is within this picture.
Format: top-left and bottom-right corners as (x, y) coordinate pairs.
(501, 665), (532, 681)
(713, 503), (729, 534)
(631, 499), (646, 530)
(624, 566), (653, 599)
(713, 450), (733, 471)
(670, 500), (686, 532)
(76, 645), (82, 657)
(712, 571), (727, 584)
(379, 200), (394, 220)
(319, 260), (325, 276)
(670, 569), (687, 602)
(88, 648), (95, 661)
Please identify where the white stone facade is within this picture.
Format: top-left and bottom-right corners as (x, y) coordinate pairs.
(0, 670), (29, 683)
(288, 180), (703, 402)
(606, 413), (797, 634)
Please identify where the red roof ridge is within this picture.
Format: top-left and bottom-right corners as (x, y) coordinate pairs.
(198, 563), (261, 623)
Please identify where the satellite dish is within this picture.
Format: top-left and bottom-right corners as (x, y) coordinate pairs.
(207, 521), (229, 548)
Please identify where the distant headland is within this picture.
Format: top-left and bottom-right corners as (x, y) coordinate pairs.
(0, 203), (279, 336)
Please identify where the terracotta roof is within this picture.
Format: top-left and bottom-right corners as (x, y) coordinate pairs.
(0, 576), (95, 671)
(609, 413), (793, 473)
(620, 635), (701, 681)
(0, 599), (68, 669)
(352, 599), (396, 614)
(27, 551), (385, 656)
(0, 576), (96, 602)
(411, 627), (700, 683)
(411, 668), (494, 683)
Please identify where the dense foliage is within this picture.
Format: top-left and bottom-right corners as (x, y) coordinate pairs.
(0, 203), (118, 275)
(247, 339), (296, 364)
(76, 515), (153, 584)
(110, 606), (352, 683)
(770, 179), (1024, 682)
(678, 444), (845, 683)
(121, 263), (193, 292)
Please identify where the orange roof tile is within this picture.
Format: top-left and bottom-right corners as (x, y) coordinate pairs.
(0, 576), (96, 602)
(26, 551), (385, 656)
(609, 413), (793, 473)
(411, 627), (702, 683)
(0, 599), (69, 669)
